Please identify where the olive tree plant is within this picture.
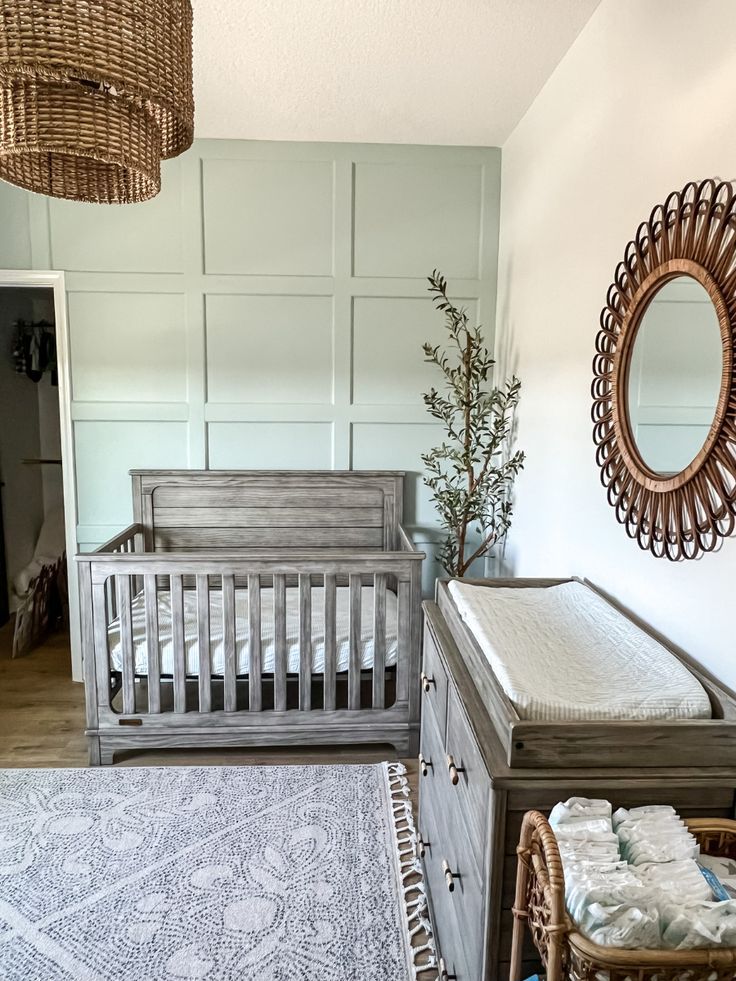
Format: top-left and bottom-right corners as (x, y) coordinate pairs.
(421, 270), (525, 577)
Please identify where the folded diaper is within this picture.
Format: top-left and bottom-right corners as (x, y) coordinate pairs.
(581, 900), (661, 949)
(626, 834), (700, 867)
(661, 899), (736, 949)
(613, 807), (699, 867)
(612, 805), (678, 830)
(636, 859), (713, 904)
(558, 838), (621, 868)
(551, 797), (612, 826)
(550, 797), (659, 948)
(565, 869), (655, 924)
(554, 820), (618, 841)
(549, 797), (736, 951)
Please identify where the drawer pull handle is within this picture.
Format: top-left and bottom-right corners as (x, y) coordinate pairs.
(420, 671), (435, 693)
(438, 958), (457, 981)
(418, 753), (433, 777)
(417, 835), (427, 858)
(442, 859), (456, 892)
(446, 754), (465, 786)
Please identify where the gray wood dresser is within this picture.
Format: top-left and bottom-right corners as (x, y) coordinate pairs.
(418, 599), (736, 981)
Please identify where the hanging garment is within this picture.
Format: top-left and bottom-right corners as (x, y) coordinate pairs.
(11, 320), (57, 385)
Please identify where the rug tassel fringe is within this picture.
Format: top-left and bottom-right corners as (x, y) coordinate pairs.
(385, 762), (438, 979)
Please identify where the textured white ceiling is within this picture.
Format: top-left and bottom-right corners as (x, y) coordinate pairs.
(190, 1), (601, 147)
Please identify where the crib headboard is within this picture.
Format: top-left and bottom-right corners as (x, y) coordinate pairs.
(130, 470), (405, 552)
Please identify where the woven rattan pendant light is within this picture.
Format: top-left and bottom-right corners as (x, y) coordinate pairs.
(0, 0), (193, 204)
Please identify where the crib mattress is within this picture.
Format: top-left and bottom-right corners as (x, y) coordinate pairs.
(447, 580), (711, 722)
(108, 586), (399, 677)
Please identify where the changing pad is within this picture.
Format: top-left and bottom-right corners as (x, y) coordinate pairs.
(447, 580), (711, 721)
(108, 585), (398, 677)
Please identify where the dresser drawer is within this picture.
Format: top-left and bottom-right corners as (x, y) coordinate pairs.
(419, 694), (448, 817)
(420, 788), (467, 981)
(419, 772), (483, 981)
(422, 615), (450, 738)
(420, 751), (486, 981)
(446, 685), (491, 871)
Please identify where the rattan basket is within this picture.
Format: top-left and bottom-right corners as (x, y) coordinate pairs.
(510, 811), (736, 981)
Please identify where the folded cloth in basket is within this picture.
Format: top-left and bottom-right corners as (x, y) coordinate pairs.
(551, 796), (736, 950)
(551, 796), (662, 948)
(661, 900), (736, 948)
(613, 806), (699, 866)
(107, 585), (399, 676)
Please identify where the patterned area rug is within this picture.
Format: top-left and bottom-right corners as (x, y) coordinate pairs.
(0, 763), (434, 980)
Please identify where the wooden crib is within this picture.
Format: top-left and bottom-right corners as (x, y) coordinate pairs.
(77, 470), (424, 765)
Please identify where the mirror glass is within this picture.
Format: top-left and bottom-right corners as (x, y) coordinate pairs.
(627, 275), (723, 475)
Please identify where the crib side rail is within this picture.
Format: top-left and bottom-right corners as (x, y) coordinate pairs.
(398, 525), (423, 723)
(398, 523), (418, 553)
(95, 523), (142, 554)
(80, 523), (142, 738)
(77, 549), (423, 724)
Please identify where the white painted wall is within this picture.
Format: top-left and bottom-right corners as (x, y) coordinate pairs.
(495, 0), (736, 687)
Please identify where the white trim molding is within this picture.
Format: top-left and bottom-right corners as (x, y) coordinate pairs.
(0, 269), (82, 681)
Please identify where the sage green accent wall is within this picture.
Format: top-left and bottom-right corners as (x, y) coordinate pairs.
(0, 139), (501, 565)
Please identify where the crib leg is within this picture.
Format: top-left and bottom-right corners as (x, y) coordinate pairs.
(87, 735), (102, 766)
(393, 729), (420, 758)
(97, 739), (115, 766)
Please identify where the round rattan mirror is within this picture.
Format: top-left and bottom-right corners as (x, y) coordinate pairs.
(592, 180), (736, 560)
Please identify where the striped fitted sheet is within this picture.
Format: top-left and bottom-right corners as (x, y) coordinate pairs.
(108, 586), (398, 677)
(448, 580), (711, 721)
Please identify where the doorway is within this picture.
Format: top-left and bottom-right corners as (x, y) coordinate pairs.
(0, 272), (79, 680)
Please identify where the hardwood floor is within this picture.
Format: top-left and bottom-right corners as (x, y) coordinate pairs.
(0, 621), (416, 790)
(0, 621), (87, 767)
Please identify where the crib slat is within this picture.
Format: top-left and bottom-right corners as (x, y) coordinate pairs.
(105, 578), (112, 622)
(171, 574), (186, 713)
(348, 574), (362, 710)
(222, 574), (237, 712)
(92, 581), (112, 710)
(274, 573), (287, 712)
(372, 573), (387, 709)
(107, 575), (118, 622)
(196, 575), (211, 712)
(323, 573), (337, 712)
(299, 573), (312, 710)
(144, 575), (161, 714)
(248, 574), (262, 711)
(117, 575), (135, 714)
(397, 580), (411, 704)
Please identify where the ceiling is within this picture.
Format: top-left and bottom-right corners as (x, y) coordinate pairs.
(190, 1), (602, 147)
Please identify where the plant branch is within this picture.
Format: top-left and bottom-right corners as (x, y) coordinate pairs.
(422, 269), (525, 578)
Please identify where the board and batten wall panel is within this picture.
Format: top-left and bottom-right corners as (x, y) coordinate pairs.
(48, 163), (184, 273)
(5, 139), (500, 563)
(202, 158), (336, 276)
(69, 292), (188, 403)
(206, 294), (334, 404)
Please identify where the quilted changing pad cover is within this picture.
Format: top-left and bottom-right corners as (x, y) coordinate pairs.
(448, 580), (711, 721)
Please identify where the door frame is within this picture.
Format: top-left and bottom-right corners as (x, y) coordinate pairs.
(0, 269), (81, 681)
